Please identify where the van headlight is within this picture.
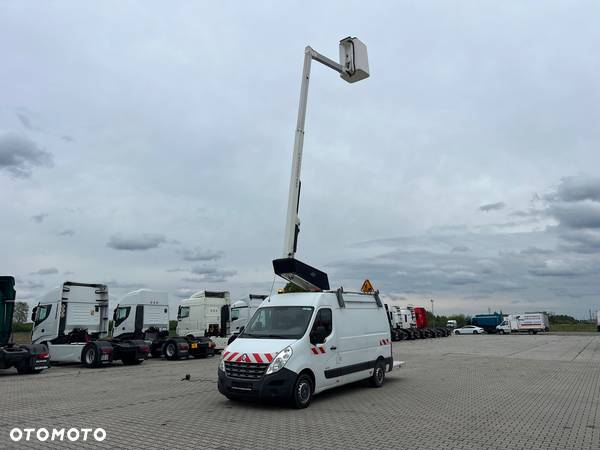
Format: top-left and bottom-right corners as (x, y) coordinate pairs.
(219, 357), (226, 372)
(265, 346), (293, 375)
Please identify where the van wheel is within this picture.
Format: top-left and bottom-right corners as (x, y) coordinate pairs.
(165, 342), (178, 360)
(82, 344), (99, 368)
(499, 330), (505, 335)
(370, 360), (386, 388)
(455, 331), (460, 335)
(291, 373), (313, 409)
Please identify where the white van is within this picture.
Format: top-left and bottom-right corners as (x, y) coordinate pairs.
(217, 290), (398, 408)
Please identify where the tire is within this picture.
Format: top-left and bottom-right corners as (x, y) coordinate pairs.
(291, 373), (313, 409)
(455, 331), (461, 335)
(473, 330), (478, 334)
(370, 359), (386, 388)
(82, 344), (99, 368)
(499, 330), (505, 335)
(528, 330), (533, 335)
(165, 341), (178, 360)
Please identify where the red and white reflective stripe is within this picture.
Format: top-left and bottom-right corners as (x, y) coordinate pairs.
(222, 351), (277, 363)
(379, 339), (391, 345)
(310, 345), (326, 355)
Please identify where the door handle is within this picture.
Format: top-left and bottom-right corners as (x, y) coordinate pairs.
(330, 346), (337, 350)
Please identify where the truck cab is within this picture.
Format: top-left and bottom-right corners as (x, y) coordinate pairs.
(230, 294), (267, 335)
(176, 291), (230, 348)
(218, 290), (398, 408)
(31, 282), (149, 367)
(0, 276), (49, 375)
(114, 289), (213, 360)
(113, 289), (169, 341)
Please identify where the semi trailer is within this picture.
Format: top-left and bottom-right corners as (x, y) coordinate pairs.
(114, 289), (214, 359)
(176, 290), (230, 349)
(470, 313), (503, 334)
(496, 313), (550, 334)
(386, 304), (451, 340)
(31, 282), (150, 368)
(0, 276), (49, 375)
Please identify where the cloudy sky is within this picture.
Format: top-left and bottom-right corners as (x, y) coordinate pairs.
(1, 2), (599, 318)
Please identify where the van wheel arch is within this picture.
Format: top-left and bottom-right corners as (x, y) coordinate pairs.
(298, 368), (315, 389)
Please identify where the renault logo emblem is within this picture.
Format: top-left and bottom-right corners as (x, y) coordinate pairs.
(241, 353), (249, 363)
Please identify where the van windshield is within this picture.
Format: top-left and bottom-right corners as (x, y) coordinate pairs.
(240, 306), (314, 340)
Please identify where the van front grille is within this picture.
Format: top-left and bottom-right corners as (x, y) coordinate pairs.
(224, 361), (269, 379)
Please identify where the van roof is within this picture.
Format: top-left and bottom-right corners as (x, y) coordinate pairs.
(262, 291), (382, 309)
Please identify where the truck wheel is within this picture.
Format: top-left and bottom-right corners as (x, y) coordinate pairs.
(528, 330), (534, 335)
(165, 341), (178, 360)
(291, 373), (313, 409)
(499, 330), (505, 335)
(82, 344), (100, 368)
(370, 359), (386, 388)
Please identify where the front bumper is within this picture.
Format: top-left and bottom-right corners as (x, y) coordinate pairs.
(218, 367), (296, 401)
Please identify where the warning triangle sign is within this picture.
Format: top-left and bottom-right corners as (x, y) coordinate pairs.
(361, 279), (375, 293)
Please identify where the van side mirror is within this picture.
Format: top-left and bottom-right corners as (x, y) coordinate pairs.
(177, 306), (181, 319)
(310, 326), (327, 345)
(31, 306), (37, 322)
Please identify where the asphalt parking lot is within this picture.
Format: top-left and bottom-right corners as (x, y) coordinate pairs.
(1, 333), (599, 449)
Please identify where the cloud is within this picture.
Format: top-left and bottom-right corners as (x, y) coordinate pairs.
(31, 213), (48, 223)
(105, 279), (144, 289)
(479, 202), (506, 212)
(30, 267), (59, 275)
(549, 176), (600, 203)
(16, 113), (34, 130)
(179, 248), (224, 261)
(16, 279), (45, 289)
(451, 245), (470, 253)
(548, 201), (600, 229)
(183, 265), (237, 282)
(528, 259), (595, 277)
(58, 229), (75, 236)
(0, 132), (53, 177)
(107, 233), (167, 251)
(175, 287), (197, 298)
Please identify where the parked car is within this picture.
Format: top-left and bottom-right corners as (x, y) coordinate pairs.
(454, 325), (485, 335)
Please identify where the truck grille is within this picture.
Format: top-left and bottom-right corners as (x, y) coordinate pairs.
(224, 361), (269, 379)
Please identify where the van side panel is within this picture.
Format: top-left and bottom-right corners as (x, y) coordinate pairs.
(332, 296), (391, 385)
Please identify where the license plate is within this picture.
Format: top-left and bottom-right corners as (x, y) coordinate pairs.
(191, 343), (198, 349)
(101, 354), (109, 361)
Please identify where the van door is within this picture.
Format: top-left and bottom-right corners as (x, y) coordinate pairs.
(309, 308), (338, 390)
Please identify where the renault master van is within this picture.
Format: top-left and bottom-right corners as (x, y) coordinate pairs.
(217, 290), (395, 408)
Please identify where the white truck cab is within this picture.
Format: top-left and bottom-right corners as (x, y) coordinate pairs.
(176, 291), (230, 348)
(113, 289), (169, 340)
(230, 294), (267, 335)
(218, 290), (398, 408)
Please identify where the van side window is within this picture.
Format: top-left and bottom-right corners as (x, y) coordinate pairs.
(310, 308), (332, 343)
